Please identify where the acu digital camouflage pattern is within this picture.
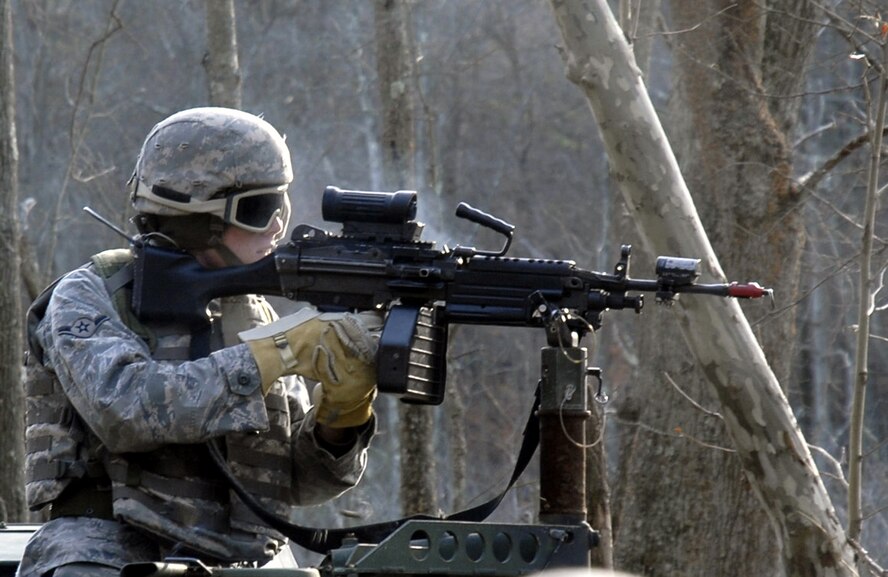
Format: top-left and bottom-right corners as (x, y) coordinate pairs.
(18, 260), (372, 576)
(130, 107), (293, 216)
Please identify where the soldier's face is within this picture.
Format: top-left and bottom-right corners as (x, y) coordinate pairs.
(221, 214), (285, 264)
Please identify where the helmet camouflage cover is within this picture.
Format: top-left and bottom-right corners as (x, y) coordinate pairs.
(130, 107), (293, 218)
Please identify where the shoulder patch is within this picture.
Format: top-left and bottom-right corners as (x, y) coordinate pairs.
(59, 315), (109, 338)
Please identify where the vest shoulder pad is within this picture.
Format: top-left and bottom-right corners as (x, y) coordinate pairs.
(90, 248), (157, 351)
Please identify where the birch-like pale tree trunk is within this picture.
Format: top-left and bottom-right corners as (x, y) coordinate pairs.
(610, 2), (815, 575)
(548, 1), (857, 575)
(583, 3), (661, 569)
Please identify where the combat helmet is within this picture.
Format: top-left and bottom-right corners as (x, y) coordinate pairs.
(130, 107), (293, 249)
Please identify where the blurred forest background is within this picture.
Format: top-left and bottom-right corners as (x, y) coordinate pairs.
(4, 1), (888, 576)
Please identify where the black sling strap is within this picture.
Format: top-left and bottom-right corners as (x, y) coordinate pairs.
(208, 384), (541, 554)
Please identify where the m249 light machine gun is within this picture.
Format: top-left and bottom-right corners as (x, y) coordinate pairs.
(129, 185), (771, 402)
(115, 186), (771, 576)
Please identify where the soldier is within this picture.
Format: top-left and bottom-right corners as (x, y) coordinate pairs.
(18, 107), (380, 576)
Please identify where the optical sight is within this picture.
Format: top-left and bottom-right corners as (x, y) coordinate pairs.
(323, 186), (417, 224)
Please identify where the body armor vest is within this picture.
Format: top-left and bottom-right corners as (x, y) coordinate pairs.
(24, 248), (298, 563)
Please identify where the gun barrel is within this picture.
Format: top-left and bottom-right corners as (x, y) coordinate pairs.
(726, 282), (772, 299)
(656, 281), (772, 299)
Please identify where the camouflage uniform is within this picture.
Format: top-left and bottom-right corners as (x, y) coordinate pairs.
(17, 260), (373, 576)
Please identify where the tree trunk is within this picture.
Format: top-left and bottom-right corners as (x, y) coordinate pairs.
(375, 0), (415, 184)
(548, 1), (856, 576)
(374, 0), (436, 517)
(585, 3), (662, 569)
(848, 38), (888, 563)
(204, 0), (241, 109)
(0, 0), (25, 523)
(613, 1), (816, 575)
(585, 402), (613, 569)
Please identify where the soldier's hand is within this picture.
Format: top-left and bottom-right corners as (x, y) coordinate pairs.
(239, 308), (383, 428)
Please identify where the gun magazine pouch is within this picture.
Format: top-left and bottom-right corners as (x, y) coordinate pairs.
(377, 305), (447, 405)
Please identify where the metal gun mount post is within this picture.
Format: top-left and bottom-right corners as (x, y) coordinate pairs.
(318, 346), (597, 577)
(539, 346), (591, 527)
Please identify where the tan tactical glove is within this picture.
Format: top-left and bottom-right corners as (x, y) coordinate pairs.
(239, 308), (384, 428)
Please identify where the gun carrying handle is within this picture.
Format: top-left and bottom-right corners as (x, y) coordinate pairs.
(455, 202), (515, 257)
(456, 202), (515, 237)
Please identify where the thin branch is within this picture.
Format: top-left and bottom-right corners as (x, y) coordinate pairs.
(796, 128), (878, 192)
(862, 501), (888, 521)
(811, 0), (886, 73)
(750, 252), (859, 326)
(806, 189), (881, 239)
(652, 3), (738, 38)
(793, 119), (837, 149)
(69, 0), (122, 143)
(663, 371), (723, 419)
(47, 0), (122, 281)
(863, 436), (888, 459)
(848, 538), (888, 576)
(808, 443), (849, 489)
(611, 415), (735, 453)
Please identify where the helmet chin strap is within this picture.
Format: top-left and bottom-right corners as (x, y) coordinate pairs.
(134, 214), (227, 251)
(134, 213), (265, 268)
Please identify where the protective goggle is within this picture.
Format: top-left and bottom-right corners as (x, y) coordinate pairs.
(134, 180), (291, 234)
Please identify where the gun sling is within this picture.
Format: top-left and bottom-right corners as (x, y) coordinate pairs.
(208, 384), (542, 554)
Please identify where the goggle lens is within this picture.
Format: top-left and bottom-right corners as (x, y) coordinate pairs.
(233, 192), (285, 229)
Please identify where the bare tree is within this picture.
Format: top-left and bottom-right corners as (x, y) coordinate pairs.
(0, 0), (25, 523)
(373, 0), (437, 516)
(609, 1), (819, 575)
(549, 0), (856, 575)
(204, 0), (242, 109)
(581, 3), (662, 570)
(849, 29), (888, 566)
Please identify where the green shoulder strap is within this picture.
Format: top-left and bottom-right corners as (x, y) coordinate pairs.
(91, 249), (158, 353)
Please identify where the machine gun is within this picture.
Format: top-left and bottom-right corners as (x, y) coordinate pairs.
(128, 185), (770, 405)
(110, 186), (770, 576)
